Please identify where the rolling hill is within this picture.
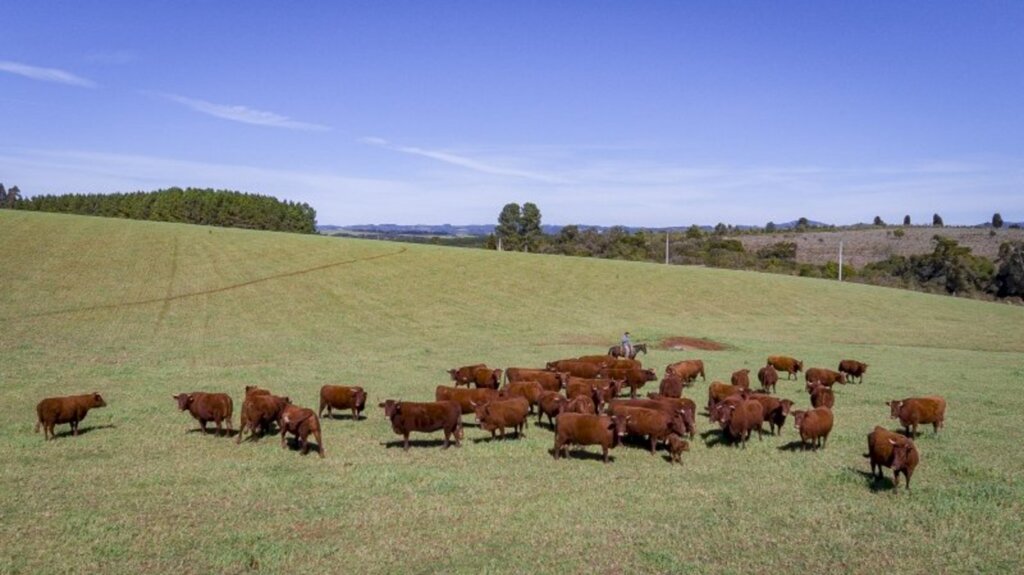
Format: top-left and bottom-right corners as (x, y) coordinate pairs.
(1, 210), (1023, 574)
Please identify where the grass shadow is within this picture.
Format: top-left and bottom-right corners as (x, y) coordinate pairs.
(52, 423), (117, 439)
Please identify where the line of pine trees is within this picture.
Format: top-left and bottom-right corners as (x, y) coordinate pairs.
(4, 186), (317, 234)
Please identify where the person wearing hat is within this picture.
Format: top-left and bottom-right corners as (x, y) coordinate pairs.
(621, 331), (633, 358)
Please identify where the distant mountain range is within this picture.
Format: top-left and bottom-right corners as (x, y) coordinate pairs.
(319, 220), (837, 237)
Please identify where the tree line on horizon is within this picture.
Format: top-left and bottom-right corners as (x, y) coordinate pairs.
(0, 185), (317, 234)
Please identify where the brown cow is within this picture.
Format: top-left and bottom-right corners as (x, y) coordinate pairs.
(576, 355), (617, 367)
(472, 397), (530, 439)
(887, 396), (946, 436)
(666, 359), (705, 383)
(865, 426), (920, 490)
(553, 413), (631, 463)
(600, 367), (657, 398)
(536, 391), (568, 426)
(792, 407), (834, 449)
(731, 369), (751, 389)
(435, 385), (500, 414)
(607, 404), (689, 455)
(805, 367), (846, 387)
(447, 364), (487, 387)
(173, 392), (233, 436)
(608, 358), (642, 370)
(745, 393), (793, 435)
(714, 399), (765, 447)
(560, 395), (597, 415)
(547, 360), (603, 378)
(838, 359), (869, 384)
(658, 374), (686, 398)
(807, 382), (835, 409)
(766, 356), (803, 380)
(499, 381), (545, 413)
(624, 396), (697, 439)
(470, 367), (503, 390)
(244, 385), (270, 397)
(318, 385), (367, 420)
(35, 393), (107, 440)
(505, 368), (568, 392)
(667, 434), (690, 464)
(237, 393), (291, 444)
(380, 399), (463, 450)
(707, 381), (744, 412)
(758, 365), (779, 394)
(278, 404), (324, 457)
(567, 377), (623, 404)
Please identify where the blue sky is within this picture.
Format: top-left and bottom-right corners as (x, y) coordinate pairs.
(2, 1), (1022, 226)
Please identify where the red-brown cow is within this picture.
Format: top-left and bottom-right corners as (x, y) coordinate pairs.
(278, 404), (324, 457)
(658, 374), (686, 398)
(576, 355), (617, 367)
(607, 404), (689, 455)
(838, 359), (869, 384)
(447, 364), (487, 387)
(435, 385), (500, 415)
(865, 426), (920, 490)
(536, 391), (568, 426)
(600, 367), (657, 398)
(469, 367), (503, 390)
(731, 369), (751, 389)
(567, 377), (623, 404)
(745, 393), (793, 435)
(472, 397), (530, 439)
(560, 395), (597, 415)
(807, 382), (835, 409)
(887, 396), (946, 436)
(766, 356), (803, 380)
(667, 434), (690, 464)
(380, 399), (463, 450)
(714, 399), (765, 447)
(758, 365), (779, 394)
(499, 381), (545, 413)
(805, 367), (846, 387)
(547, 360), (603, 379)
(792, 407), (834, 449)
(707, 381), (744, 412)
(237, 393), (291, 444)
(553, 413), (630, 463)
(35, 393), (107, 440)
(318, 385), (367, 420)
(623, 396), (697, 439)
(173, 392), (233, 436)
(505, 368), (568, 392)
(666, 359), (705, 383)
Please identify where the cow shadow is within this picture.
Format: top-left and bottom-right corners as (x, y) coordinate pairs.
(778, 440), (813, 452)
(381, 438), (458, 450)
(186, 427), (239, 438)
(848, 467), (897, 492)
(549, 448), (617, 462)
(472, 433), (525, 444)
(283, 437), (325, 455)
(700, 429), (729, 448)
(323, 413), (365, 421)
(52, 424), (117, 439)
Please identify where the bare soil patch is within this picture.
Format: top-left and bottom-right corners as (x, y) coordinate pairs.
(660, 336), (730, 351)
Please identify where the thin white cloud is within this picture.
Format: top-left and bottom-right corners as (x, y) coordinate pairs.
(362, 137), (569, 183)
(0, 60), (96, 88)
(155, 92), (330, 131)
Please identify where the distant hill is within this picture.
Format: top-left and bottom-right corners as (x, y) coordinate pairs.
(318, 222), (838, 237)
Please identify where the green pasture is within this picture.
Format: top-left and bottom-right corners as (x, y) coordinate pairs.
(1, 210), (1022, 574)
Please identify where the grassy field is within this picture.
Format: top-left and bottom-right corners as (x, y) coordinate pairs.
(2, 210), (1023, 574)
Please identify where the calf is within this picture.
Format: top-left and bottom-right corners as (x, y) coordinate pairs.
(35, 393), (107, 441)
(553, 413), (630, 463)
(714, 399), (765, 447)
(607, 405), (689, 455)
(838, 359), (869, 384)
(173, 392), (233, 436)
(536, 391), (567, 426)
(731, 369), (751, 389)
(746, 393), (793, 435)
(758, 365), (779, 394)
(792, 407), (834, 450)
(887, 396), (946, 436)
(865, 426), (920, 490)
(435, 385), (500, 414)
(805, 367), (846, 387)
(665, 359), (705, 383)
(658, 374), (686, 398)
(599, 368), (657, 398)
(505, 368), (567, 392)
(318, 385), (367, 420)
(766, 356), (803, 380)
(278, 404), (324, 457)
(807, 382), (835, 409)
(667, 434), (690, 464)
(472, 397), (530, 439)
(237, 393), (291, 444)
(380, 399), (462, 450)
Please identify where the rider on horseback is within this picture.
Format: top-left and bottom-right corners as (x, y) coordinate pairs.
(621, 332), (633, 359)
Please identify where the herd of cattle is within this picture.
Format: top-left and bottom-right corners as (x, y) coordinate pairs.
(33, 351), (947, 490)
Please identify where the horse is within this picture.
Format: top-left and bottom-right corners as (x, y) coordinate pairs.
(608, 342), (647, 359)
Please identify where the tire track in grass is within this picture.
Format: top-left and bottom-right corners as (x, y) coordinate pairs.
(156, 236), (180, 328)
(2, 247), (408, 322)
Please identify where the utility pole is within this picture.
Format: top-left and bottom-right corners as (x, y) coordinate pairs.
(498, 236), (503, 252)
(665, 231), (670, 264)
(838, 240), (844, 282)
